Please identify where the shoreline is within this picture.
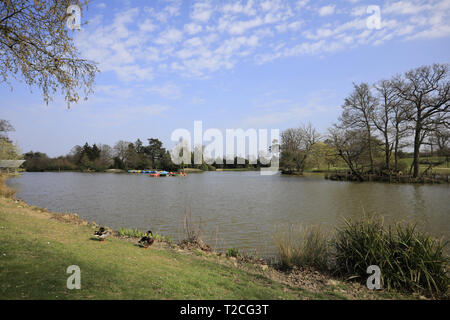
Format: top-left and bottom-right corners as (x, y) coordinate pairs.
(0, 174), (437, 300)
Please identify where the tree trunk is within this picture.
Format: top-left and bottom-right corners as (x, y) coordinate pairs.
(394, 137), (399, 171)
(385, 134), (390, 171)
(367, 128), (374, 173)
(413, 126), (421, 178)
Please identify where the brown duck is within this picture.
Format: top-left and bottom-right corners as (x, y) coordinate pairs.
(138, 231), (154, 249)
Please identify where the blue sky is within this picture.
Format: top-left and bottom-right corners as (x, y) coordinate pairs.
(1, 0), (450, 157)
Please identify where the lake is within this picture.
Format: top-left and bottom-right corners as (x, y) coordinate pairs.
(6, 171), (450, 257)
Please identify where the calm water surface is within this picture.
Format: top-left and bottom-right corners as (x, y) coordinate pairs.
(7, 172), (450, 257)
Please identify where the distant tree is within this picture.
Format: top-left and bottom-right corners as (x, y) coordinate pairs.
(280, 123), (319, 174)
(0, 0), (99, 107)
(145, 138), (165, 167)
(134, 139), (144, 154)
(98, 144), (113, 168)
(23, 151), (50, 171)
(0, 119), (21, 159)
(124, 143), (139, 169)
(307, 141), (337, 171)
(0, 138), (21, 159)
(0, 119), (14, 139)
(113, 156), (125, 170)
(113, 141), (130, 163)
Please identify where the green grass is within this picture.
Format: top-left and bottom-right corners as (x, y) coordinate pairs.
(401, 157), (450, 174)
(0, 196), (330, 300)
(117, 227), (173, 243)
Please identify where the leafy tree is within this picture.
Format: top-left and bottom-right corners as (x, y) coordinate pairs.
(0, 0), (99, 107)
(145, 138), (165, 167)
(23, 151), (50, 171)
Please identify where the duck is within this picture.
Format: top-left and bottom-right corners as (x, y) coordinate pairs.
(138, 230), (155, 249)
(93, 227), (110, 242)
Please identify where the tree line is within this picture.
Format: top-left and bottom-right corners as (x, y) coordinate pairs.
(280, 63), (450, 180)
(21, 139), (268, 172)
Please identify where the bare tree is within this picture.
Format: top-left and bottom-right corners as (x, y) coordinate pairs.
(339, 83), (377, 172)
(98, 144), (113, 167)
(393, 64), (450, 177)
(328, 127), (369, 181)
(372, 79), (410, 172)
(113, 141), (130, 163)
(280, 123), (319, 174)
(0, 119), (14, 139)
(0, 0), (99, 107)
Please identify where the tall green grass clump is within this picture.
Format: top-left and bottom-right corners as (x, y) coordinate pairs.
(335, 216), (448, 296)
(274, 224), (329, 271)
(118, 227), (147, 238)
(117, 227), (172, 243)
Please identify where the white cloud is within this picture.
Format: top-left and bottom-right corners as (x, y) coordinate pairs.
(184, 23), (203, 35)
(149, 83), (182, 99)
(318, 5), (335, 16)
(75, 0), (450, 81)
(191, 1), (214, 22)
(155, 28), (183, 45)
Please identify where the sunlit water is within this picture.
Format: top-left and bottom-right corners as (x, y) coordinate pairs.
(7, 172), (450, 257)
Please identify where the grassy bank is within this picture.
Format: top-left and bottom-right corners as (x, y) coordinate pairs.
(0, 195), (310, 299)
(0, 175), (419, 300)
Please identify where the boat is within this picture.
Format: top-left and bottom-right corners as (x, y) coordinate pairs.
(159, 171), (169, 177)
(150, 173), (160, 177)
(169, 172), (187, 177)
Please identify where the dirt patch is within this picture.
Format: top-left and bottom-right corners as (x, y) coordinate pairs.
(51, 213), (89, 226)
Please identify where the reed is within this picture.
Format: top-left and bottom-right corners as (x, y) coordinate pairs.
(183, 208), (202, 244)
(334, 216), (448, 296)
(274, 224), (330, 271)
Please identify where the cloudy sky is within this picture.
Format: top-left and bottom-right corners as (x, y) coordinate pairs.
(1, 0), (450, 157)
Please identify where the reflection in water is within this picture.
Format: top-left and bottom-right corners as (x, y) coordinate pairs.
(7, 172), (450, 257)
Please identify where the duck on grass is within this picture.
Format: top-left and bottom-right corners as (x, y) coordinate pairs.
(138, 230), (155, 249)
(93, 227), (110, 242)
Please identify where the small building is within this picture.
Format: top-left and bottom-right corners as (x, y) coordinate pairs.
(0, 160), (26, 173)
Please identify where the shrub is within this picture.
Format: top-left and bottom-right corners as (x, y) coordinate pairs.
(334, 216), (449, 296)
(0, 175), (16, 198)
(274, 224), (330, 271)
(226, 248), (240, 258)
